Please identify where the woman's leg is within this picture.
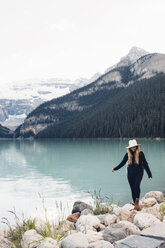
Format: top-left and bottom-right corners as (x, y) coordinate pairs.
(134, 170), (144, 199)
(127, 171), (136, 203)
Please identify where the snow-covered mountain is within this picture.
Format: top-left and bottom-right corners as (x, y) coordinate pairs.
(0, 72), (103, 130)
(0, 77), (93, 129)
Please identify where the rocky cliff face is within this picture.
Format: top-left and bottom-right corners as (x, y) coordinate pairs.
(130, 53), (165, 80)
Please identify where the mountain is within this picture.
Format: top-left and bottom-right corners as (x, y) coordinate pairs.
(0, 124), (13, 138)
(15, 48), (165, 138)
(0, 77), (95, 130)
(0, 47), (148, 130)
(105, 46), (149, 73)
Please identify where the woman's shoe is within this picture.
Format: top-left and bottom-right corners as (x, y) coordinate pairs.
(134, 198), (141, 211)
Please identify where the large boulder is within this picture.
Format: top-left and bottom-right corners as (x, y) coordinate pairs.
(134, 213), (161, 229)
(60, 232), (89, 248)
(37, 237), (58, 248)
(0, 236), (16, 248)
(111, 204), (121, 216)
(85, 230), (103, 243)
(67, 212), (80, 223)
(88, 240), (114, 248)
(141, 221), (165, 238)
(103, 220), (140, 243)
(117, 220), (140, 234)
(58, 220), (75, 233)
(72, 201), (93, 214)
(114, 234), (165, 248)
(34, 217), (49, 234)
(81, 209), (94, 215)
(144, 191), (164, 203)
(0, 229), (10, 238)
(104, 214), (117, 226)
(118, 209), (136, 223)
(141, 207), (162, 220)
(97, 214), (117, 226)
(21, 229), (43, 248)
(121, 203), (134, 212)
(75, 214), (101, 232)
(141, 197), (157, 207)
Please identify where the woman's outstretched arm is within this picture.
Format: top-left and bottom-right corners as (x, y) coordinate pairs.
(112, 153), (128, 172)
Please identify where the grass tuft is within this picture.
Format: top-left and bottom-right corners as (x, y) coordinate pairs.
(2, 211), (36, 248)
(159, 200), (165, 221)
(88, 188), (119, 215)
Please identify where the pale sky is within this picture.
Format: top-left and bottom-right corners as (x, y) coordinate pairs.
(0, 0), (165, 85)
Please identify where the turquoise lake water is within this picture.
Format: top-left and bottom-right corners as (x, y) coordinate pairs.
(0, 139), (165, 228)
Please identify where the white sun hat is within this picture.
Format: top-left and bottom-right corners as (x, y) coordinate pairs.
(126, 139), (141, 149)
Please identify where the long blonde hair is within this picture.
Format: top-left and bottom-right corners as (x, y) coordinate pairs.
(128, 147), (140, 165)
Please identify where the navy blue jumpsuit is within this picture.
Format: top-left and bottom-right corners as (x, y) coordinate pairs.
(113, 150), (152, 202)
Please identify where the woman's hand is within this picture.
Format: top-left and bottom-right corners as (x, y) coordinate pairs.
(112, 168), (114, 172)
(149, 177), (152, 180)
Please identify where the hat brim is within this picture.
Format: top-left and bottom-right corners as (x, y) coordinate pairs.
(126, 144), (141, 149)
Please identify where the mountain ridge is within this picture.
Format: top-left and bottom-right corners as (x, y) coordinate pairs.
(14, 48), (165, 138)
(105, 46), (149, 73)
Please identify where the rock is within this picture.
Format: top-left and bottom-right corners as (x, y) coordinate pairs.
(103, 220), (140, 243)
(103, 225), (126, 243)
(59, 220), (75, 232)
(99, 224), (106, 231)
(88, 240), (114, 248)
(104, 214), (117, 226)
(141, 221), (165, 238)
(0, 236), (16, 248)
(118, 209), (136, 223)
(144, 191), (164, 203)
(85, 230), (103, 243)
(37, 237), (58, 248)
(81, 209), (94, 215)
(75, 215), (101, 232)
(0, 229), (10, 238)
(118, 220), (140, 234)
(97, 215), (105, 224)
(121, 203), (134, 211)
(141, 197), (157, 207)
(134, 213), (161, 229)
(72, 201), (93, 214)
(67, 212), (80, 223)
(34, 217), (48, 234)
(141, 207), (162, 220)
(97, 214), (117, 226)
(152, 203), (160, 210)
(60, 232), (89, 248)
(111, 204), (121, 216)
(21, 229), (43, 248)
(114, 234), (165, 248)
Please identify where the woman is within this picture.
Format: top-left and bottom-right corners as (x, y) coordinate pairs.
(112, 139), (152, 211)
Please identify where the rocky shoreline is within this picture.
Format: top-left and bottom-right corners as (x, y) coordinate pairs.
(0, 191), (165, 248)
